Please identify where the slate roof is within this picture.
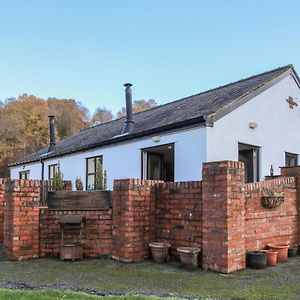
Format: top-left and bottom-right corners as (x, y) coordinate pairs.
(11, 64), (294, 166)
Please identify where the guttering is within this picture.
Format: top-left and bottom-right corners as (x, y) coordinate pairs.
(9, 115), (207, 167)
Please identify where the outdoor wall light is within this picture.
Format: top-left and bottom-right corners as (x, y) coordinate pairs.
(151, 136), (161, 142)
(249, 122), (258, 129)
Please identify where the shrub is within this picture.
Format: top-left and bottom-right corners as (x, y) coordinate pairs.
(75, 177), (84, 190)
(54, 161), (64, 190)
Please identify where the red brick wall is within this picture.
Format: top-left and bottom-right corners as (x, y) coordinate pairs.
(155, 181), (202, 257)
(202, 161), (246, 273)
(3, 180), (40, 260)
(244, 177), (297, 251)
(0, 179), (6, 244)
(39, 208), (112, 258)
(112, 179), (160, 262)
(281, 166), (300, 243)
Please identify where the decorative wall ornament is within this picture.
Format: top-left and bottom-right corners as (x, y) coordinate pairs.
(286, 96), (298, 109)
(262, 190), (285, 208)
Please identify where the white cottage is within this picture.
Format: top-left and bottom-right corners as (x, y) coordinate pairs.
(9, 64), (300, 189)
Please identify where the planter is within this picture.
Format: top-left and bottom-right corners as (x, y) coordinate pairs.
(60, 244), (83, 261)
(246, 251), (267, 269)
(149, 242), (171, 263)
(261, 250), (278, 266)
(268, 244), (289, 262)
(262, 196), (284, 208)
(288, 247), (298, 257)
(177, 247), (201, 268)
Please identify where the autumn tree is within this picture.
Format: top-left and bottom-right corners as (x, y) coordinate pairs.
(0, 94), (90, 177)
(91, 107), (113, 125)
(116, 99), (157, 118)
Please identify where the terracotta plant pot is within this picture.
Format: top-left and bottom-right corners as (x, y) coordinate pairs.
(246, 251), (267, 269)
(288, 247), (297, 257)
(261, 250), (278, 266)
(149, 242), (171, 263)
(268, 244), (289, 262)
(177, 247), (201, 268)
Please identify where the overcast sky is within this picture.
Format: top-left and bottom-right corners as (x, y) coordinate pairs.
(0, 0), (299, 115)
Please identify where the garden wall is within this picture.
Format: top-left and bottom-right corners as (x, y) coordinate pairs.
(155, 181), (202, 257)
(0, 179), (5, 244)
(244, 177), (297, 251)
(40, 190), (113, 258)
(1, 161), (300, 274)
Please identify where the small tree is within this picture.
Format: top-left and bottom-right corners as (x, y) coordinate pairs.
(95, 159), (103, 190)
(75, 177), (84, 190)
(95, 159), (107, 191)
(54, 161), (64, 190)
(103, 169), (107, 191)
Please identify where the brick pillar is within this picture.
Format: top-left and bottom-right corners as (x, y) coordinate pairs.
(0, 179), (6, 244)
(4, 180), (41, 260)
(112, 179), (159, 262)
(280, 166), (300, 244)
(202, 161), (245, 273)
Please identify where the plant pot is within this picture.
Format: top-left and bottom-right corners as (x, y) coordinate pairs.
(246, 251), (267, 269)
(149, 242), (171, 263)
(177, 247), (201, 268)
(267, 244), (289, 262)
(261, 250), (278, 266)
(288, 247), (298, 257)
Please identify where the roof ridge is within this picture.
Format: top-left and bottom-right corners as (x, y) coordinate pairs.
(80, 64), (292, 134)
(130, 64), (293, 116)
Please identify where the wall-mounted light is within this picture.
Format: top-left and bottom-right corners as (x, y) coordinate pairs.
(151, 136), (161, 143)
(249, 122), (258, 129)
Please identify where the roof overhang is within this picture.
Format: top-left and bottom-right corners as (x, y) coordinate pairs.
(9, 116), (207, 167)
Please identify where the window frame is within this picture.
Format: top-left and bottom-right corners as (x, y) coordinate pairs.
(85, 155), (103, 190)
(285, 152), (298, 167)
(19, 170), (30, 180)
(48, 164), (58, 180)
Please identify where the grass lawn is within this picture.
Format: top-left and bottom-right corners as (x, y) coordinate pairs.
(0, 290), (169, 300)
(0, 256), (299, 299)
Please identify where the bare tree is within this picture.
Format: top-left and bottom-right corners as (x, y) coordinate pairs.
(91, 107), (114, 125)
(117, 99), (157, 118)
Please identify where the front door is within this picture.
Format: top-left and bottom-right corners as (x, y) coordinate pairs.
(238, 143), (259, 183)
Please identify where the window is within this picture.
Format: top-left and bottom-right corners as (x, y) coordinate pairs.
(285, 152), (298, 167)
(48, 164), (58, 180)
(19, 170), (30, 180)
(86, 156), (103, 190)
(141, 143), (174, 181)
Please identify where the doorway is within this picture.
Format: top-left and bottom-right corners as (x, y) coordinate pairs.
(142, 143), (174, 181)
(238, 143), (260, 183)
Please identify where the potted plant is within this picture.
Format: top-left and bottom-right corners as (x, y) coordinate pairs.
(177, 247), (201, 268)
(149, 242), (171, 263)
(267, 244), (289, 262)
(246, 251), (267, 269)
(262, 191), (285, 208)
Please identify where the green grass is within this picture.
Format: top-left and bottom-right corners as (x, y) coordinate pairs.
(0, 257), (299, 299)
(0, 290), (175, 300)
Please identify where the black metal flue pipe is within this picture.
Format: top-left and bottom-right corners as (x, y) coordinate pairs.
(122, 83), (134, 134)
(48, 115), (56, 152)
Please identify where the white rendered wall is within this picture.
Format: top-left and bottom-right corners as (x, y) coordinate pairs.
(10, 126), (207, 190)
(206, 74), (300, 179)
(10, 162), (41, 180)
